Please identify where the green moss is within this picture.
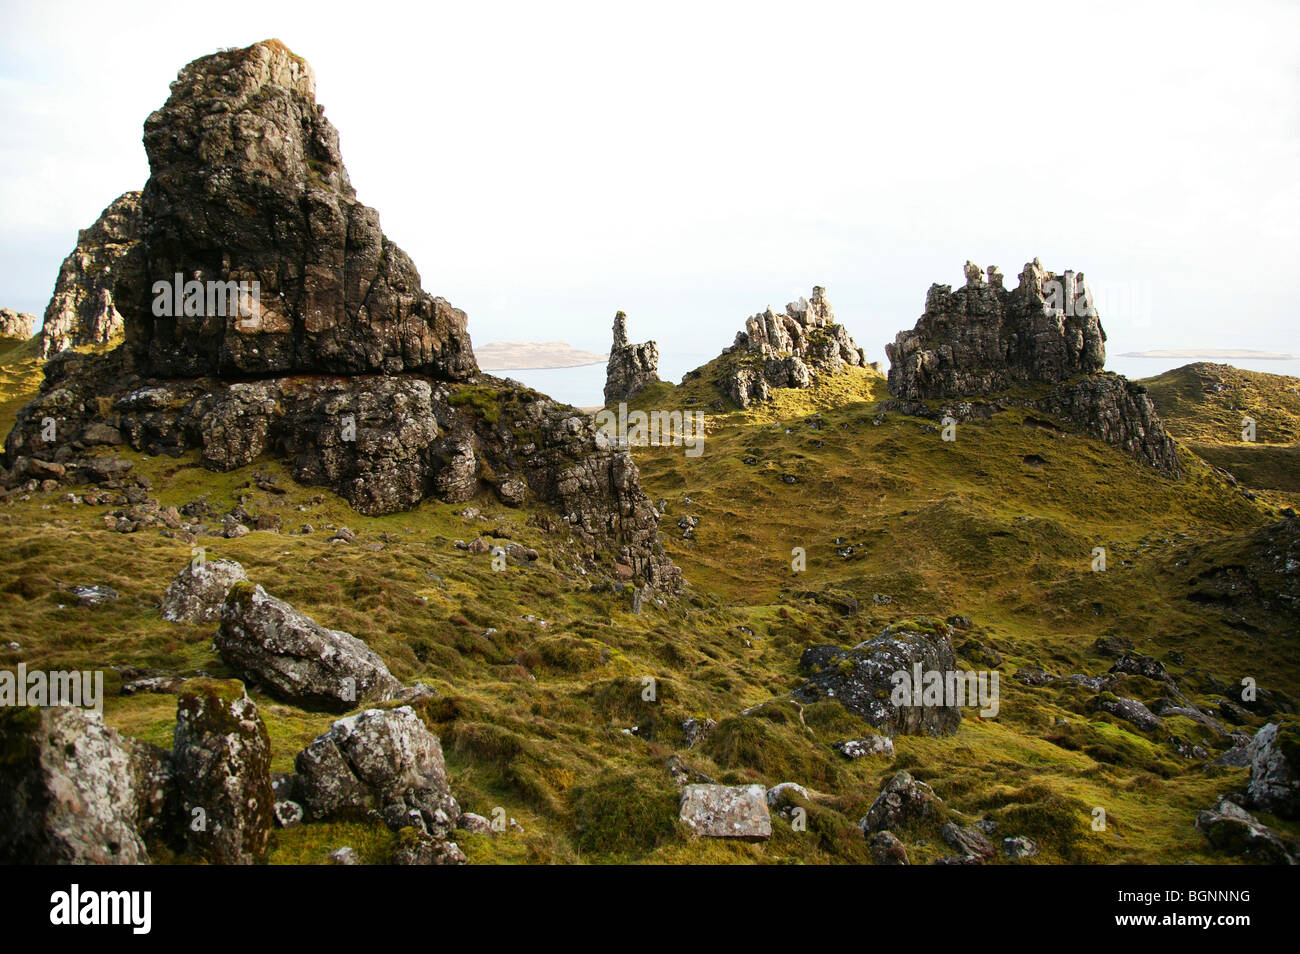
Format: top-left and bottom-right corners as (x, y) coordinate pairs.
(569, 770), (679, 856)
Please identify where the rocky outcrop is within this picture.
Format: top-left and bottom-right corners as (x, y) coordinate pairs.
(215, 582), (402, 712)
(171, 679), (274, 864)
(795, 620), (962, 736)
(293, 707), (461, 842)
(160, 558), (248, 623)
(604, 311), (659, 404)
(127, 41), (476, 380)
(885, 260), (1180, 477)
(2, 40), (678, 591)
(679, 783), (772, 839)
(887, 259), (1104, 399)
(39, 192), (143, 357)
(0, 706), (150, 864)
(0, 308), (36, 341)
(717, 286), (866, 408)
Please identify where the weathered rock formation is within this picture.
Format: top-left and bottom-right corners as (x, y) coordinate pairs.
(795, 620), (962, 736)
(718, 286), (867, 409)
(39, 192), (143, 357)
(215, 582), (402, 712)
(679, 783), (772, 839)
(0, 308), (36, 342)
(887, 260), (1104, 399)
(604, 311), (659, 404)
(885, 261), (1180, 477)
(2, 40), (678, 591)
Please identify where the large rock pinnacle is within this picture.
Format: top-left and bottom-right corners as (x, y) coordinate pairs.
(126, 39), (477, 380)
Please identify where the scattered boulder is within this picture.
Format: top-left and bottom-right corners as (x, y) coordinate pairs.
(1091, 694), (1163, 733)
(0, 706), (149, 864)
(1195, 797), (1294, 865)
(329, 846), (359, 865)
(679, 784), (772, 839)
(604, 311), (660, 404)
(795, 619), (962, 736)
(835, 736), (895, 759)
(941, 821), (996, 862)
(681, 716), (716, 749)
(294, 706), (460, 838)
(160, 558), (248, 623)
(868, 830), (910, 865)
(1003, 836), (1039, 859)
(171, 679), (273, 865)
(457, 812), (495, 835)
(216, 582), (401, 712)
(859, 771), (941, 833)
(389, 826), (466, 866)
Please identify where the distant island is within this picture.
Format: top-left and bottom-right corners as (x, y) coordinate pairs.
(476, 341), (608, 370)
(1119, 349), (1295, 360)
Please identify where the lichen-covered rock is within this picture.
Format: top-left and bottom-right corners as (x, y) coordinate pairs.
(294, 706), (459, 837)
(39, 192), (143, 358)
(389, 826), (467, 865)
(718, 286), (865, 408)
(835, 736), (895, 759)
(679, 784), (772, 839)
(1031, 373), (1180, 477)
(1091, 694), (1163, 733)
(604, 311), (659, 404)
(858, 771), (941, 834)
(125, 41), (476, 380)
(1195, 797), (1294, 864)
(216, 582), (401, 712)
(941, 820), (995, 862)
(1242, 722), (1300, 819)
(869, 830), (910, 865)
(0, 706), (149, 864)
(0, 308), (36, 341)
(160, 558), (248, 623)
(171, 679), (273, 864)
(795, 620), (962, 736)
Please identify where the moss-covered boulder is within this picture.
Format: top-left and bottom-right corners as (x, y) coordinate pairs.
(172, 678), (273, 864)
(1243, 721), (1300, 819)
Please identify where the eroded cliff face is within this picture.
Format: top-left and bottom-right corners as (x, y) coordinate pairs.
(3, 40), (677, 590)
(886, 261), (1180, 477)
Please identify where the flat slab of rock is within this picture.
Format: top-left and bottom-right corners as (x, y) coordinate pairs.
(679, 783), (771, 839)
(216, 582), (400, 712)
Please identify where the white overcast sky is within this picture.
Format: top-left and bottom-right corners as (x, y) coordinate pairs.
(1, 0), (1297, 376)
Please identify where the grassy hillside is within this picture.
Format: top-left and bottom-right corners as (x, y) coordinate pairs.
(1142, 362), (1300, 509)
(1, 350), (1296, 864)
